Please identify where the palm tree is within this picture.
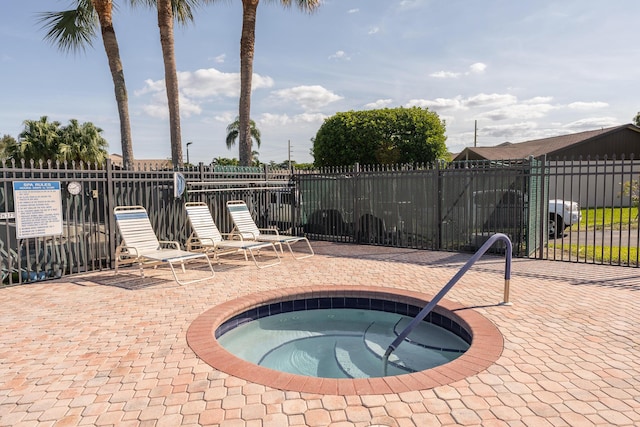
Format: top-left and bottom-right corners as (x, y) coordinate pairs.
(157, 0), (182, 167)
(237, 0), (320, 166)
(18, 116), (62, 163)
(39, 0), (135, 169)
(0, 135), (19, 161)
(226, 116), (261, 150)
(58, 119), (109, 164)
(132, 0), (216, 167)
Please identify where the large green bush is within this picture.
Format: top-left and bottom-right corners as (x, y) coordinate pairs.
(312, 107), (447, 167)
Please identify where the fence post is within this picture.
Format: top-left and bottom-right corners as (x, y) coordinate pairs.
(537, 155), (547, 259)
(437, 160), (443, 250)
(106, 159), (116, 268)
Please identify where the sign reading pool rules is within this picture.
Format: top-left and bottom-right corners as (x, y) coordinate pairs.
(13, 181), (63, 239)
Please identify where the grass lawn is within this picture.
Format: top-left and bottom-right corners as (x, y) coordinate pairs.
(578, 206), (638, 229)
(550, 206), (639, 264)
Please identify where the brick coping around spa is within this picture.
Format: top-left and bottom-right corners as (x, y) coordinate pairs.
(186, 285), (503, 395)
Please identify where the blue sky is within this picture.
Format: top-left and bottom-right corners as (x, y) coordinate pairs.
(1, 0), (638, 165)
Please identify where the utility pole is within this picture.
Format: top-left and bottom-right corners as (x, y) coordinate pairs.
(186, 141), (193, 165)
(474, 120), (477, 147)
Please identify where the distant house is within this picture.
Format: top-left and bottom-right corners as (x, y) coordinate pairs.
(109, 154), (172, 170)
(454, 124), (640, 161)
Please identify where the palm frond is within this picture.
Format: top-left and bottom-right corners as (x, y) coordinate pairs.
(226, 130), (238, 149)
(130, 0), (223, 25)
(38, 7), (98, 53)
(267, 0), (321, 12)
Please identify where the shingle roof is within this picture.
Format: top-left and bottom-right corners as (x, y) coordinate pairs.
(455, 124), (640, 161)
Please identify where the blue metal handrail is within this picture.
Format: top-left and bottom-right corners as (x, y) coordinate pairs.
(382, 233), (512, 375)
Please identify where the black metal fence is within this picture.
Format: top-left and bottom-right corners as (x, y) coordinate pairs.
(296, 162), (532, 256)
(2, 156), (639, 286)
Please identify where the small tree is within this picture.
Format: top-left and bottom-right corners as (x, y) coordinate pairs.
(621, 177), (640, 219)
(0, 135), (19, 161)
(211, 157), (239, 166)
(312, 107), (448, 167)
(634, 112), (640, 127)
(226, 116), (261, 150)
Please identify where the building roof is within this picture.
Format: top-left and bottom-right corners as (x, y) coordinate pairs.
(454, 124), (640, 161)
(109, 153), (173, 170)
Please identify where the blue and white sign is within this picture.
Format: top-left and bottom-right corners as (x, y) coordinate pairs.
(174, 172), (186, 198)
(13, 181), (63, 239)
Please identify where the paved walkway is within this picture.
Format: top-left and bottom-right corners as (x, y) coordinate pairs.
(1, 242), (638, 426)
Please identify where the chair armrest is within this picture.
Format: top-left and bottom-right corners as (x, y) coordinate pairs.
(221, 233), (244, 241)
(230, 231), (259, 240)
(115, 244), (139, 258)
(258, 227), (280, 235)
(186, 236), (216, 250)
(159, 240), (181, 250)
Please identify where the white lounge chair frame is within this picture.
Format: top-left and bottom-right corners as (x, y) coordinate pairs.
(114, 205), (215, 285)
(185, 202), (281, 269)
(226, 200), (314, 259)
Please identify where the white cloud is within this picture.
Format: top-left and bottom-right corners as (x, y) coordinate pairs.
(407, 93), (517, 112)
(179, 95), (203, 117)
(368, 27), (380, 35)
(480, 122), (539, 139)
(430, 62), (487, 79)
(141, 103), (168, 119)
(213, 112), (236, 123)
(469, 62), (487, 73)
(406, 97), (463, 111)
(399, 0), (425, 9)
(135, 67), (274, 119)
(364, 99), (393, 109)
(294, 112), (327, 123)
(478, 103), (556, 121)
(137, 68), (273, 100)
(272, 85), (343, 111)
(464, 93), (517, 108)
(429, 70), (462, 79)
(259, 112), (327, 126)
(567, 101), (609, 110)
(347, 8), (359, 13)
(180, 68), (273, 98)
(328, 50), (350, 60)
(135, 79), (166, 96)
(259, 113), (292, 127)
(213, 54), (225, 64)
(563, 117), (620, 130)
(139, 91), (202, 119)
(523, 96), (554, 104)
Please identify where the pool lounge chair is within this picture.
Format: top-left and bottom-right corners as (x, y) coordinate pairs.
(226, 200), (314, 259)
(185, 202), (281, 269)
(114, 205), (215, 285)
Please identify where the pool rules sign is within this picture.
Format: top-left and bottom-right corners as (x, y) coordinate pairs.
(13, 181), (63, 239)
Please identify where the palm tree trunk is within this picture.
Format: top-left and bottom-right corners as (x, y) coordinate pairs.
(239, 0), (259, 167)
(92, 0), (134, 169)
(157, 0), (183, 167)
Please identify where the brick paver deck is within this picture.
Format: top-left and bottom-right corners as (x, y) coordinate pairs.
(1, 241), (638, 426)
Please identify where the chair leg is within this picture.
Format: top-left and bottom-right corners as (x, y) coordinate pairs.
(167, 255), (215, 285)
(247, 246), (281, 269)
(286, 239), (314, 260)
